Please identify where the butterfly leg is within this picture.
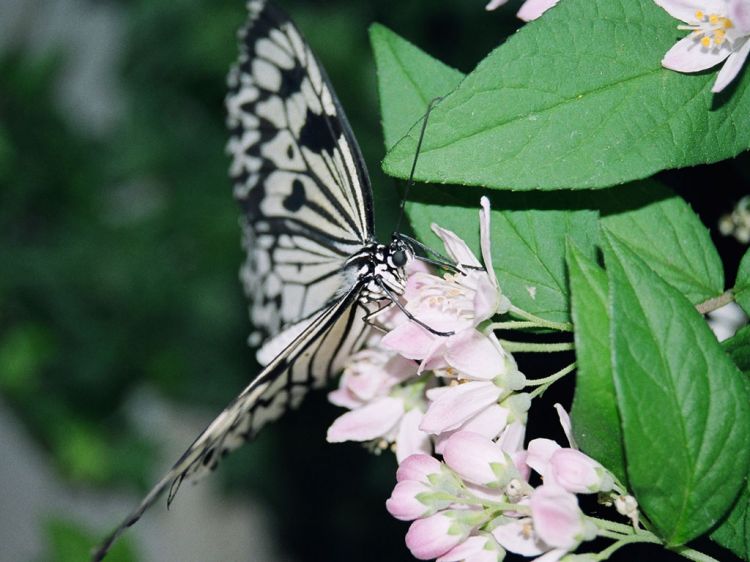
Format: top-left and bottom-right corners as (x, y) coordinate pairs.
(375, 278), (454, 337)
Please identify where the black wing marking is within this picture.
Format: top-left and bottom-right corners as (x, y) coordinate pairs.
(227, 0), (375, 345)
(91, 285), (372, 561)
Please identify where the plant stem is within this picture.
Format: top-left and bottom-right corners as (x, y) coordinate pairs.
(671, 546), (722, 562)
(696, 289), (734, 315)
(527, 362), (576, 397)
(507, 304), (574, 332)
(488, 320), (543, 330)
(498, 340), (575, 353)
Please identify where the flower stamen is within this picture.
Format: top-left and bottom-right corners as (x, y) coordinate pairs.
(677, 10), (735, 48)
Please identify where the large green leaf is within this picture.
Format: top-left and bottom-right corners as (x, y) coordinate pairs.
(567, 242), (625, 483)
(736, 249), (750, 316)
(407, 188), (598, 323)
(603, 231), (750, 545)
(600, 183), (724, 305)
(370, 24), (464, 151)
(710, 326), (750, 559)
(383, 0), (750, 190)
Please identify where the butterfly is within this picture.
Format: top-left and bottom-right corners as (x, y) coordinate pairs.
(92, 1), (449, 559)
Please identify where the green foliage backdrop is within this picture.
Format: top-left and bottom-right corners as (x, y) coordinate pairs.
(0, 1), (747, 561)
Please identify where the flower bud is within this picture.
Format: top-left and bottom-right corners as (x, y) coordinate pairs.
(405, 512), (471, 560)
(443, 431), (517, 488)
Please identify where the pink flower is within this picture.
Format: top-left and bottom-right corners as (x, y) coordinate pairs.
(422, 382), (504, 435)
(525, 405), (615, 494)
(442, 431), (519, 488)
(485, 0), (560, 21)
(397, 454), (443, 483)
(530, 486), (596, 550)
(381, 198), (512, 380)
(405, 512), (472, 560)
(326, 349), (431, 461)
(387, 480), (438, 521)
(656, 0), (750, 92)
(491, 518), (549, 557)
(437, 534), (505, 562)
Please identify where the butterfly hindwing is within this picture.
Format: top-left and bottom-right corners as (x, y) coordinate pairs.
(91, 287), (372, 562)
(227, 0), (374, 345)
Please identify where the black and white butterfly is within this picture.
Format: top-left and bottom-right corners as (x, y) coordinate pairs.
(92, 1), (449, 559)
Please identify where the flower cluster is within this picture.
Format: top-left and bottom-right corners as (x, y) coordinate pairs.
(386, 406), (635, 562)
(327, 198), (638, 561)
(327, 197), (518, 460)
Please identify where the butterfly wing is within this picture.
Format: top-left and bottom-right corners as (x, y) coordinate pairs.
(227, 0), (375, 346)
(92, 287), (372, 561)
(93, 3), (380, 558)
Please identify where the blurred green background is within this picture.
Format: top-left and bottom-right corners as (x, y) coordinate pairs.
(0, 1), (519, 561)
(1, 1), (747, 561)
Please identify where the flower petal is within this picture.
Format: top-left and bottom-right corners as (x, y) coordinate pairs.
(479, 197), (498, 287)
(530, 485), (586, 550)
(397, 408), (433, 463)
(431, 224), (482, 269)
(386, 480), (433, 521)
(443, 431), (511, 487)
(553, 403), (577, 449)
(397, 453), (443, 483)
(491, 518), (546, 556)
(406, 513), (465, 560)
(438, 534), (502, 562)
(526, 438), (561, 477)
(421, 381), (502, 434)
(653, 0), (709, 22)
(326, 397), (404, 442)
(445, 330), (509, 380)
(712, 37), (750, 92)
(381, 321), (437, 360)
(485, 0), (509, 10)
(730, 0), (750, 34)
(517, 0), (560, 21)
(662, 34), (731, 72)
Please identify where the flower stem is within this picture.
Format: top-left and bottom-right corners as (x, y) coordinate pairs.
(488, 320), (544, 330)
(671, 546), (721, 562)
(695, 289), (734, 315)
(593, 532), (661, 559)
(497, 340), (575, 353)
(589, 518), (720, 562)
(507, 304), (574, 332)
(527, 362), (576, 397)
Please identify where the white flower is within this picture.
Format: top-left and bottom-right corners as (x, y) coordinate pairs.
(656, 0), (750, 92)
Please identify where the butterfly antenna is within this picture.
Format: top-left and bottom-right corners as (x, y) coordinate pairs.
(393, 96), (443, 235)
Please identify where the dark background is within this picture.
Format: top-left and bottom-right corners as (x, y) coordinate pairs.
(1, 0), (747, 560)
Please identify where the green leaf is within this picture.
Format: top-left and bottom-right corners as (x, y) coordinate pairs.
(710, 326), (750, 558)
(723, 325), (750, 375)
(370, 24), (464, 150)
(603, 230), (750, 545)
(567, 242), (626, 484)
(383, 0), (750, 190)
(600, 182), (724, 304)
(710, 483), (750, 561)
(406, 188), (598, 323)
(736, 249), (750, 315)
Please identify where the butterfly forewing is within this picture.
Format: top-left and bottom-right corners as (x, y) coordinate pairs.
(227, 0), (374, 345)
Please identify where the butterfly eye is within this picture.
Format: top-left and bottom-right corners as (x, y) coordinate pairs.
(392, 249), (407, 267)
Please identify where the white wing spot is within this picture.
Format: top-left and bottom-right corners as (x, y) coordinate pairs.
(253, 58), (282, 92)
